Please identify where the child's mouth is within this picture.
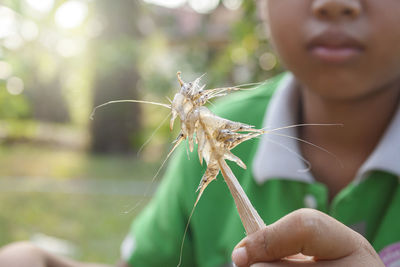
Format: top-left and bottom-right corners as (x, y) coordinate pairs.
(307, 30), (365, 63)
(310, 46), (363, 63)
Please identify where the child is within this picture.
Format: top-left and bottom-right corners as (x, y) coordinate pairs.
(0, 0), (399, 266)
(121, 0), (400, 266)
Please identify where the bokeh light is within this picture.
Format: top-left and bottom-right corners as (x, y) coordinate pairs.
(56, 38), (86, 58)
(231, 47), (248, 65)
(0, 6), (18, 39)
(259, 52), (277, 71)
(143, 0), (186, 9)
(55, 1), (88, 29)
(20, 20), (39, 41)
(188, 0), (220, 14)
(25, 0), (54, 14)
(222, 0), (242, 10)
(3, 35), (24, 51)
(0, 0), (279, 263)
(6, 77), (25, 95)
(0, 61), (13, 80)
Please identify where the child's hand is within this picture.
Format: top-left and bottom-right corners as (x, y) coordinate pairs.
(232, 208), (384, 267)
(0, 241), (116, 267)
(0, 242), (47, 267)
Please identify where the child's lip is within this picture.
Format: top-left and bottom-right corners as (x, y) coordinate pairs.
(307, 30), (365, 63)
(309, 46), (363, 63)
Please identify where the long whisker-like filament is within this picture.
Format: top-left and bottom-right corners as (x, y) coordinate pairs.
(137, 113), (171, 157)
(209, 81), (267, 94)
(123, 134), (185, 215)
(112, 73), (347, 263)
(90, 100), (171, 120)
(263, 123), (343, 133)
(152, 135), (185, 184)
(195, 73), (207, 84)
(233, 80), (268, 89)
(177, 197), (197, 267)
(206, 100), (216, 108)
(264, 136), (312, 172)
(268, 132), (344, 168)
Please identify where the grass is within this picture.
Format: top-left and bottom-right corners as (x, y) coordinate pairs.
(0, 191), (151, 263)
(0, 143), (161, 181)
(0, 143), (164, 264)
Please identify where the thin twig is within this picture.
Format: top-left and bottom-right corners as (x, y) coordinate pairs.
(218, 159), (265, 235)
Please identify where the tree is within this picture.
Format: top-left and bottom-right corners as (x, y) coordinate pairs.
(90, 0), (143, 154)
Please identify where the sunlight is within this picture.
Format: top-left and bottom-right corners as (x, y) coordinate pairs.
(25, 0), (54, 14)
(6, 77), (24, 95)
(20, 20), (39, 41)
(259, 52), (277, 71)
(56, 38), (86, 58)
(222, 0), (242, 10)
(0, 61), (12, 80)
(143, 0), (186, 9)
(55, 1), (88, 29)
(142, 0), (223, 13)
(0, 6), (18, 39)
(3, 35), (24, 51)
(188, 0), (220, 14)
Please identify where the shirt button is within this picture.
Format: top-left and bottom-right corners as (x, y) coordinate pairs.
(304, 194), (317, 209)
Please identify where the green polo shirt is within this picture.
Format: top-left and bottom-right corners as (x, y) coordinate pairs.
(122, 73), (400, 267)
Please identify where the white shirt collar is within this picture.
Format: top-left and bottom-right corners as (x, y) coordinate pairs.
(252, 73), (400, 184)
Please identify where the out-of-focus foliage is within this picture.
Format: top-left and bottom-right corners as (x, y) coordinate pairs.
(0, 0), (280, 263)
(0, 0), (280, 154)
(89, 1), (143, 154)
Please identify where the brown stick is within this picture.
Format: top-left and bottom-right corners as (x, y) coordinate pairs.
(218, 159), (265, 235)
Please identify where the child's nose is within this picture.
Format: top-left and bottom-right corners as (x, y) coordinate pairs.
(312, 0), (362, 20)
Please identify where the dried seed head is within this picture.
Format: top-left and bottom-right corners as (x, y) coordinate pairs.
(170, 73), (266, 202)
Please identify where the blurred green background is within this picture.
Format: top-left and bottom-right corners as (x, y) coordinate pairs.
(0, 0), (280, 264)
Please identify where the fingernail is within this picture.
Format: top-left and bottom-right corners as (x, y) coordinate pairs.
(232, 247), (248, 267)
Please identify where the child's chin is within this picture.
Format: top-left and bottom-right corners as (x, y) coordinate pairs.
(302, 77), (371, 101)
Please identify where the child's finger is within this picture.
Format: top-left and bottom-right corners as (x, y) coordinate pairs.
(232, 208), (362, 267)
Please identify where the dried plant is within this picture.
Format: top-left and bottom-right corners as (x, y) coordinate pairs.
(170, 72), (266, 204)
(92, 72), (266, 231)
(91, 72), (340, 266)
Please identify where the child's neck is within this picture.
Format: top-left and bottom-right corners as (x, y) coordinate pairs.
(298, 82), (400, 200)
